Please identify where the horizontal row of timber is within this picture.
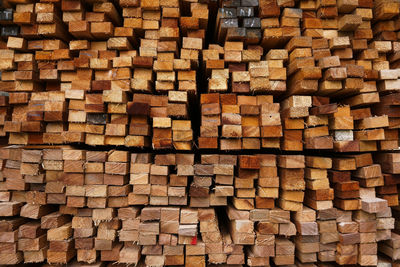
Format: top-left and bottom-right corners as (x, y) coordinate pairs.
(0, 0), (399, 150)
(0, 146), (399, 266)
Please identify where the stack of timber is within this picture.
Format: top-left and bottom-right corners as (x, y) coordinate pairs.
(305, 156), (333, 211)
(0, 0), (202, 150)
(202, 42), (287, 94)
(129, 152), (194, 206)
(380, 232), (400, 262)
(18, 220), (47, 263)
(1, 0), (400, 266)
(0, 146), (399, 265)
(303, 96), (335, 150)
(198, 154), (237, 207)
(293, 207), (319, 264)
(47, 221), (75, 264)
(0, 7), (18, 38)
(280, 95), (312, 151)
(335, 210), (360, 265)
(316, 208), (339, 262)
(129, 92), (194, 150)
(259, 0), (301, 49)
(199, 93), (282, 150)
(376, 153), (400, 207)
(216, 0), (261, 44)
(0, 216), (25, 265)
(278, 155), (305, 211)
(331, 156), (360, 211)
(233, 155), (261, 210)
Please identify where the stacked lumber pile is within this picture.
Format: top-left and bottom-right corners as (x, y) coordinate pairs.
(316, 208), (338, 262)
(199, 94), (282, 149)
(18, 220), (47, 263)
(216, 0), (261, 44)
(0, 216), (25, 264)
(201, 42), (287, 94)
(278, 155), (305, 211)
(130, 92), (194, 150)
(293, 207), (319, 263)
(0, 0), (202, 150)
(2, 0), (400, 266)
(0, 146), (398, 265)
(305, 156), (333, 210)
